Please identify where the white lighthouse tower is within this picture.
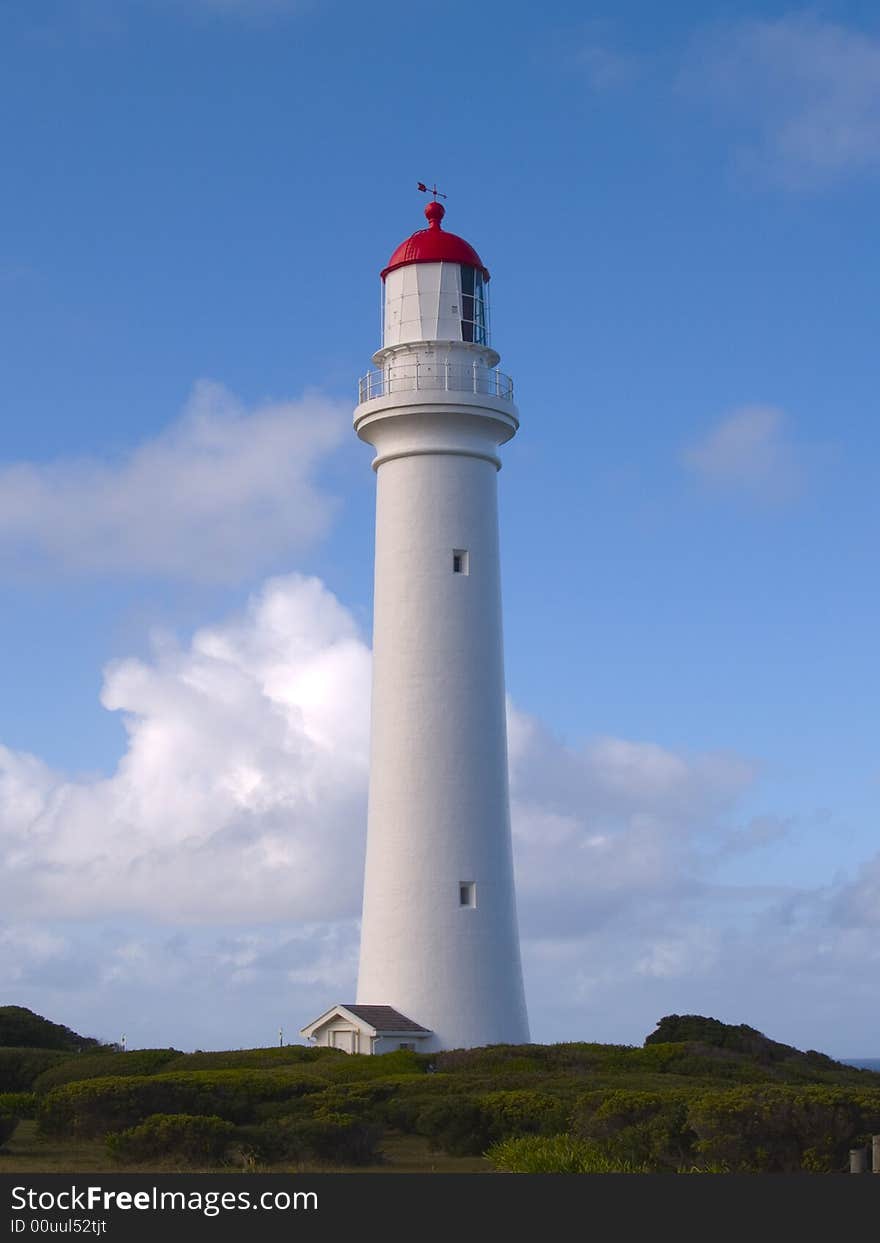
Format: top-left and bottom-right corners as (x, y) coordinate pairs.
(302, 196), (529, 1053)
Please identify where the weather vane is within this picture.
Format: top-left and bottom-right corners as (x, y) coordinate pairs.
(417, 182), (447, 201)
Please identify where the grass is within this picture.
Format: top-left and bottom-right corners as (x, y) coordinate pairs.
(0, 1121), (493, 1175)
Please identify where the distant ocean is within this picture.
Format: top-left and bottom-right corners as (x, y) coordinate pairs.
(842, 1060), (880, 1071)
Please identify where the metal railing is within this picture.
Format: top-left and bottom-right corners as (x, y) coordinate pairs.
(358, 361), (514, 404)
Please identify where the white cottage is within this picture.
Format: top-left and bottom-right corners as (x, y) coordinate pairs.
(300, 1005), (433, 1056)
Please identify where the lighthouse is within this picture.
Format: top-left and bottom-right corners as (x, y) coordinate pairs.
(301, 196), (529, 1053)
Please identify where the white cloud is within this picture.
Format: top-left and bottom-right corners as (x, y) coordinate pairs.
(507, 707), (756, 938)
(0, 574), (371, 924)
(0, 381), (345, 584)
(684, 15), (880, 187)
(681, 405), (804, 500)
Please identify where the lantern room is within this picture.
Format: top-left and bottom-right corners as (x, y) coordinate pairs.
(380, 201), (491, 349)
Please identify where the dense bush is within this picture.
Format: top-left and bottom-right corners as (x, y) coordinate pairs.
(416, 1098), (492, 1156)
(34, 1050), (180, 1093)
(0, 1092), (37, 1118)
(430, 1032), (873, 1092)
(38, 1069), (327, 1139)
(427, 1040), (770, 1087)
(315, 1050), (426, 1083)
(0, 1007), (102, 1053)
(568, 1084), (880, 1172)
(293, 1112), (383, 1165)
(572, 1090), (695, 1170)
(646, 1016), (852, 1084)
(107, 1114), (235, 1165)
(413, 1089), (568, 1156)
(431, 1043), (626, 1076)
(479, 1090), (569, 1138)
(235, 1112), (383, 1166)
(688, 1086), (880, 1173)
(302, 1079), (409, 1121)
(487, 1135), (648, 1174)
(376, 1076), (470, 1132)
(162, 1047), (341, 1073)
(233, 1119), (309, 1163)
(0, 1049), (75, 1092)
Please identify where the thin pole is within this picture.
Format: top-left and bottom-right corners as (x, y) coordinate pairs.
(850, 1147), (868, 1173)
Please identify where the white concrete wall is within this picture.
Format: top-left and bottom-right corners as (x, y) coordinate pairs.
(354, 366), (530, 1051)
(372, 1036), (422, 1055)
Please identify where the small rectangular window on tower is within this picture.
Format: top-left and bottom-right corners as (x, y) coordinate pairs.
(459, 881), (476, 908)
(452, 549), (469, 575)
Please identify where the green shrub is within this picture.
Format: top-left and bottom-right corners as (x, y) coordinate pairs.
(432, 1043), (635, 1077)
(416, 1098), (493, 1156)
(0, 1114), (19, 1147)
(294, 1111), (382, 1165)
(38, 1069), (327, 1139)
(572, 1089), (696, 1170)
(162, 1046), (341, 1073)
(0, 1048), (75, 1092)
(377, 1077), (466, 1132)
(410, 1088), (570, 1157)
(233, 1119), (309, 1164)
(235, 1112), (382, 1166)
(316, 1050), (425, 1083)
(687, 1086), (880, 1172)
(426, 1037), (874, 1092)
(478, 1089), (569, 1138)
(302, 1079), (407, 1121)
(106, 1114), (235, 1165)
(34, 1050), (180, 1093)
(0, 1092), (37, 1119)
(487, 1134), (648, 1174)
(645, 1016), (861, 1086)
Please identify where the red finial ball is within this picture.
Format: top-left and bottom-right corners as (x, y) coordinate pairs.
(424, 200), (445, 228)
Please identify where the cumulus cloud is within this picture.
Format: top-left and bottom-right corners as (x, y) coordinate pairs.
(680, 405), (804, 501)
(507, 707), (756, 938)
(0, 574), (371, 923)
(0, 381), (345, 583)
(683, 15), (880, 187)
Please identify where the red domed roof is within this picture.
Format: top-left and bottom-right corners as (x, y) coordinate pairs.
(381, 202), (489, 282)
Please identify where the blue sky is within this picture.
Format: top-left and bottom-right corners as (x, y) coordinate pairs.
(1, 0), (878, 1055)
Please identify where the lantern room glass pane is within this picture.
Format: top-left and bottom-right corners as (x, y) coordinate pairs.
(460, 265), (488, 345)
